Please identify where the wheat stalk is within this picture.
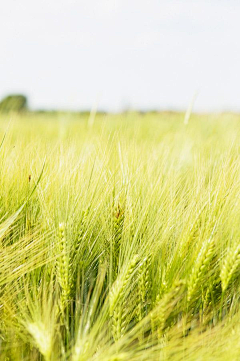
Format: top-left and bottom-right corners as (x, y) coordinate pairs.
(137, 256), (150, 323)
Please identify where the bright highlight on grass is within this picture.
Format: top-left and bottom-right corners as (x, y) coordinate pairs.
(0, 111), (240, 360)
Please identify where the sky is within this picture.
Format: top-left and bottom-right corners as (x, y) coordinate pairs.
(0, 0), (240, 112)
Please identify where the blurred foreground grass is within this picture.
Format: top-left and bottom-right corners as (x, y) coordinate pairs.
(0, 111), (240, 360)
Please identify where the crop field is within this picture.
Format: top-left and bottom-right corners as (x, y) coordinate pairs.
(0, 111), (240, 360)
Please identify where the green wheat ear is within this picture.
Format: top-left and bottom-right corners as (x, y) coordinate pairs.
(151, 280), (186, 339)
(112, 202), (125, 278)
(26, 321), (52, 361)
(56, 222), (72, 311)
(187, 238), (215, 303)
(110, 254), (140, 341)
(220, 244), (240, 292)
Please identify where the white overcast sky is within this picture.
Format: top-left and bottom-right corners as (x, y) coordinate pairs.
(0, 0), (240, 112)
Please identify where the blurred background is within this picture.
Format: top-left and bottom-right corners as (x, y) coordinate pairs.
(0, 0), (239, 113)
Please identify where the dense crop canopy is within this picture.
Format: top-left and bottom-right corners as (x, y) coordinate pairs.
(0, 112), (240, 360)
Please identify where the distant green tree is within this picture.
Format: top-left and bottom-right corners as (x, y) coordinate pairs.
(0, 94), (28, 112)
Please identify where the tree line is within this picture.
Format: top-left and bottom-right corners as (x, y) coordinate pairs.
(0, 94), (28, 113)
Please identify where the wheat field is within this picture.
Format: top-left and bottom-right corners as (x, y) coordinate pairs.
(0, 111), (240, 360)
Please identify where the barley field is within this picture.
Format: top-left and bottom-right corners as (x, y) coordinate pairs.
(0, 111), (240, 360)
